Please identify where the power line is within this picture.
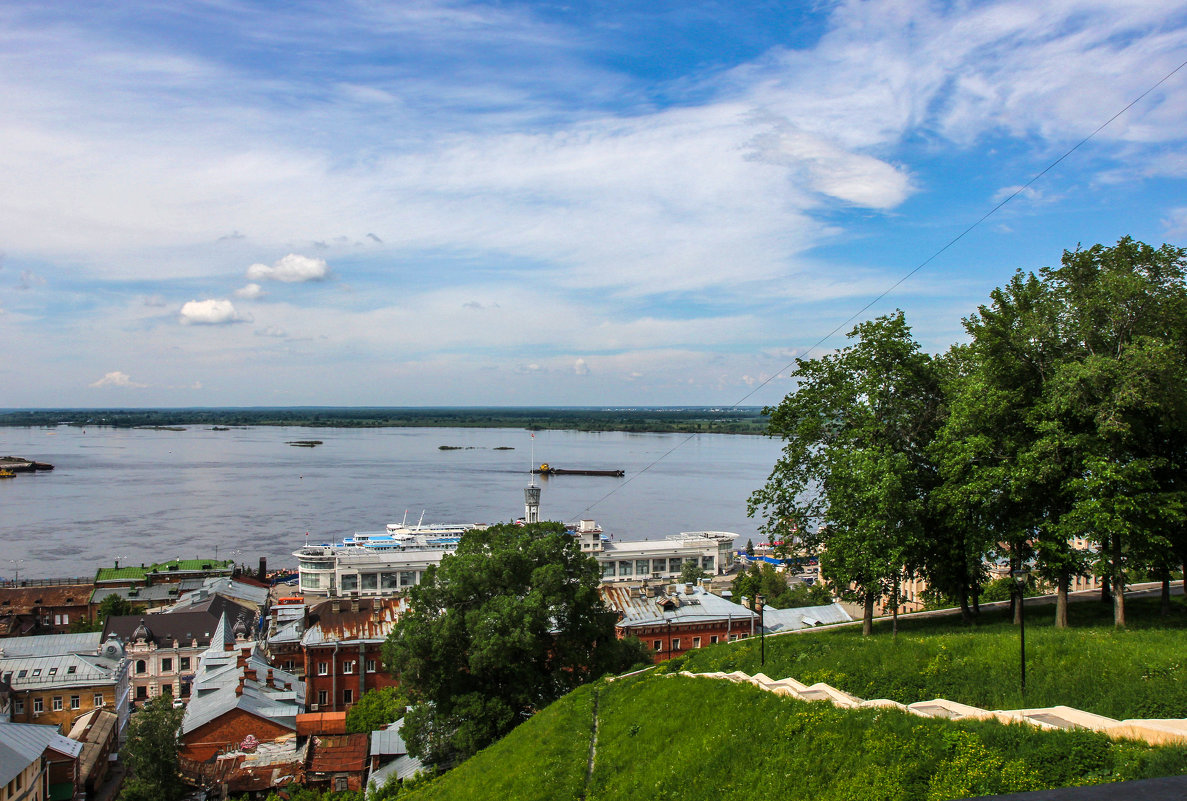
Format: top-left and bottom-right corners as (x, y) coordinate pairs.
(567, 56), (1187, 522)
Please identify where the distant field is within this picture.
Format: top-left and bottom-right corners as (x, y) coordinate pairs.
(0, 406), (770, 435)
(406, 598), (1187, 801)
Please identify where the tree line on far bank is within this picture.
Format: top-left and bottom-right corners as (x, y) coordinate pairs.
(749, 238), (1187, 633)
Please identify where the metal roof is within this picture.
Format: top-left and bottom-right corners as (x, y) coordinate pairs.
(0, 723), (82, 787)
(761, 603), (853, 633)
(600, 585), (757, 628)
(369, 719), (408, 756)
(0, 632), (101, 658)
(300, 598), (406, 647)
(91, 578), (206, 605)
(0, 652), (122, 691)
(307, 733), (369, 774)
(181, 632), (305, 736)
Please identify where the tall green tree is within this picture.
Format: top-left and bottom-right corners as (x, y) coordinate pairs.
(382, 522), (647, 767)
(750, 311), (941, 635)
(119, 697), (185, 801)
(1041, 238), (1187, 628)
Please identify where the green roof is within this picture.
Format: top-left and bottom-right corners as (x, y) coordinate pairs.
(95, 558), (233, 583)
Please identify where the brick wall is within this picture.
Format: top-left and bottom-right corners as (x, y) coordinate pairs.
(180, 708), (292, 762)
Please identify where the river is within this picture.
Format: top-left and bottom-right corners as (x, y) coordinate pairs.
(0, 425), (785, 579)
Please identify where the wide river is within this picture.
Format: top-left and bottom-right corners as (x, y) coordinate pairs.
(0, 425), (785, 579)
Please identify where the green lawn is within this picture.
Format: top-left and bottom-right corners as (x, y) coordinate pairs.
(668, 596), (1187, 720)
(404, 598), (1187, 801)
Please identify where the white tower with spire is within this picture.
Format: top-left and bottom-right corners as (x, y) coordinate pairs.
(525, 433), (541, 523)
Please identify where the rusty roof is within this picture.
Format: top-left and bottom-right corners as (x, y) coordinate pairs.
(0, 585), (93, 611)
(307, 733), (369, 774)
(599, 584), (757, 629)
(296, 712), (348, 736)
(301, 597), (407, 646)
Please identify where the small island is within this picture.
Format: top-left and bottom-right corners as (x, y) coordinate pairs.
(286, 440), (323, 448)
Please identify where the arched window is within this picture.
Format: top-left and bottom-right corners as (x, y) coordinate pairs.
(135, 660), (147, 674)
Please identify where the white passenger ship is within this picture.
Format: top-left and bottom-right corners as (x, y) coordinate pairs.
(294, 492), (737, 596)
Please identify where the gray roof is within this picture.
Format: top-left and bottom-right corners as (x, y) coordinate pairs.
(268, 618), (303, 646)
(0, 723), (83, 786)
(103, 610), (225, 649)
(0, 632), (101, 658)
(600, 585), (758, 629)
(91, 578), (207, 605)
(369, 719), (409, 757)
(0, 652), (122, 691)
(761, 603), (853, 633)
(368, 753), (425, 791)
(181, 626), (304, 737)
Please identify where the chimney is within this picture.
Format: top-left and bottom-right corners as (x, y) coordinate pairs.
(266, 668), (274, 685)
(683, 583), (693, 595)
(284, 681), (292, 691)
(258, 557), (267, 579)
(235, 680), (244, 696)
(350, 597), (359, 614)
(331, 600), (340, 615)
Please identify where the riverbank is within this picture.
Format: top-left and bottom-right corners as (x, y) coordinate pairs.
(0, 407), (770, 435)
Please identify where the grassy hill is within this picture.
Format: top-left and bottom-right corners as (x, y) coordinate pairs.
(404, 598), (1187, 801)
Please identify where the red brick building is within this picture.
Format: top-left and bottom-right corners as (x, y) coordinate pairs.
(301, 597), (405, 713)
(0, 584), (94, 636)
(599, 583), (759, 664)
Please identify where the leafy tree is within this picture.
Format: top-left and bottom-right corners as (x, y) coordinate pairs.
(346, 687), (407, 734)
(382, 522), (645, 767)
(750, 311), (941, 635)
(71, 594), (137, 632)
(678, 559), (707, 585)
(119, 697), (185, 801)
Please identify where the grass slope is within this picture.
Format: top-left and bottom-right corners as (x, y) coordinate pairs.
(407, 599), (1187, 801)
(667, 597), (1187, 720)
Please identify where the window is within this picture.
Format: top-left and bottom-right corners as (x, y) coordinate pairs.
(94, 694), (104, 708)
(343, 661), (355, 675)
(343, 689), (353, 704)
(136, 686), (147, 700)
(653, 640), (662, 651)
(636, 560), (650, 575)
(180, 657), (190, 671)
(48, 667), (57, 676)
(283, 660), (295, 672)
(162, 658), (173, 672)
(13, 700), (23, 714)
(672, 639), (681, 651)
(32, 669), (41, 677)
(317, 662), (329, 676)
(618, 560), (632, 576)
(17, 670), (27, 679)
(67, 665), (76, 674)
(399, 570), (415, 587)
(710, 635), (719, 644)
(340, 574), (359, 591)
(365, 659), (376, 673)
(33, 698), (43, 713)
(317, 690), (328, 706)
(692, 637), (701, 648)
(135, 660), (147, 675)
(602, 562), (616, 578)
(52, 697), (63, 711)
(728, 634), (738, 641)
(70, 695), (80, 710)
(381, 573), (399, 590)
(361, 573), (378, 590)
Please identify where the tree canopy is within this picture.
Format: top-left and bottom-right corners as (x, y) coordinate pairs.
(752, 238), (1187, 632)
(382, 521), (649, 767)
(119, 697), (185, 801)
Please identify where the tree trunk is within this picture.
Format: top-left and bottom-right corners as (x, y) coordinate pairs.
(958, 588), (972, 625)
(1100, 574), (1111, 603)
(862, 592), (874, 636)
(972, 585), (980, 618)
(1054, 570), (1069, 629)
(1112, 534), (1125, 629)
(1160, 565), (1171, 617)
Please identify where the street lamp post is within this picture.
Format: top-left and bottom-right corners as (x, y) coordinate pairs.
(756, 593), (766, 666)
(1013, 569), (1029, 696)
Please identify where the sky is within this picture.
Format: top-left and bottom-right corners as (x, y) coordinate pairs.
(2, 0), (1187, 408)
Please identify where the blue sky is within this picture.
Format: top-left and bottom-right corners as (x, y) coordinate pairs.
(2, 0), (1186, 407)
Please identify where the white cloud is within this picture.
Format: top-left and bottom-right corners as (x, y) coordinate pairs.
(245, 254), (330, 283)
(235, 282), (266, 299)
(178, 298), (249, 325)
(89, 371), (146, 388)
(255, 325), (287, 338)
(573, 357), (589, 375)
(991, 185), (1042, 204)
